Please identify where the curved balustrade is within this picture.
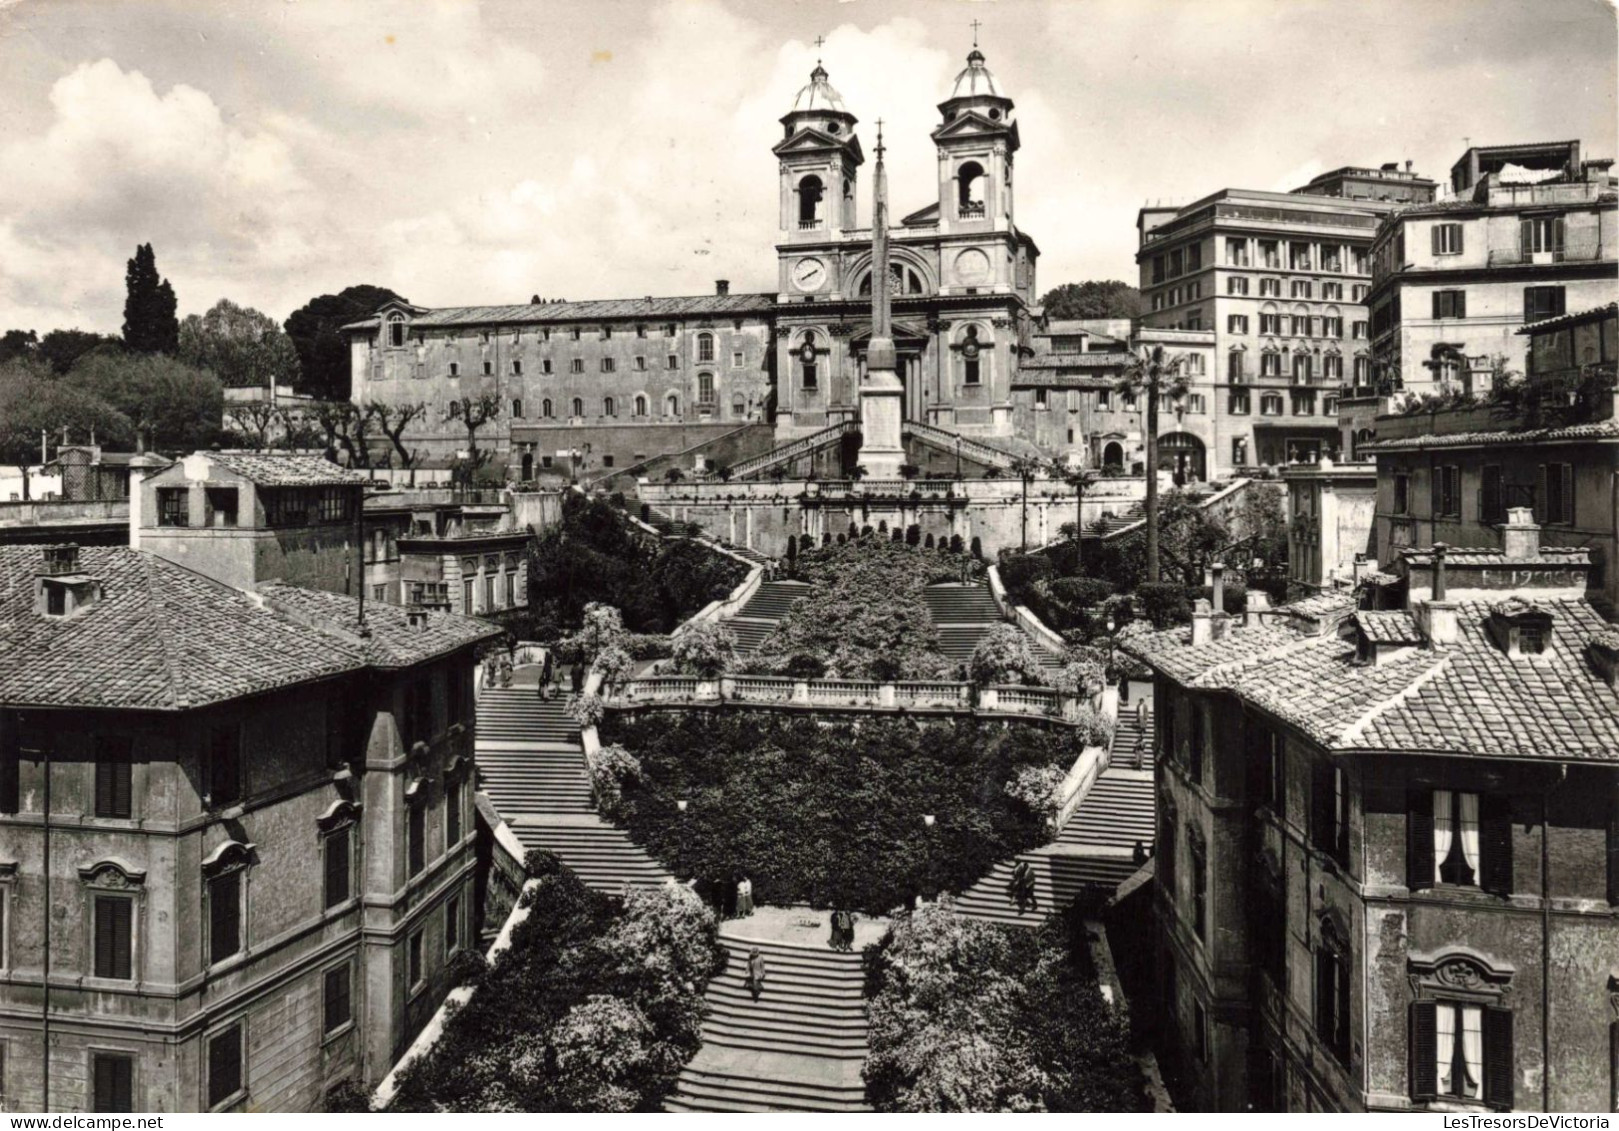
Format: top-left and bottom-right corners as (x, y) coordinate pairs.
(601, 674), (1078, 723)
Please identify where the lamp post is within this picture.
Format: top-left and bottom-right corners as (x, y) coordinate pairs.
(921, 814), (936, 906)
(677, 799), (689, 879)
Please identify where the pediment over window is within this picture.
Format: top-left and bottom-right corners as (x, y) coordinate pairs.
(201, 839), (257, 877)
(1408, 948), (1515, 998)
(77, 858), (147, 888)
(316, 799), (364, 833)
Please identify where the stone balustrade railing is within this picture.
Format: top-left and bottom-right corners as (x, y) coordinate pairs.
(603, 674), (1084, 723)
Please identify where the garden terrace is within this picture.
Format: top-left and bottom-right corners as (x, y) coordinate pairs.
(594, 711), (1089, 916)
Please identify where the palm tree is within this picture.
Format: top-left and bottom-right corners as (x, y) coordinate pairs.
(1120, 344), (1189, 582)
(1009, 455), (1044, 551)
(1051, 459), (1100, 574)
(848, 463), (869, 483)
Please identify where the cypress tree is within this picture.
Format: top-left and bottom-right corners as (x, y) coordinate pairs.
(122, 243), (180, 354)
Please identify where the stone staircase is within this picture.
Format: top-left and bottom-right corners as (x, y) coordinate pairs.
(923, 583), (1005, 664)
(1090, 501), (1145, 538)
(730, 420), (857, 481)
(726, 579), (810, 652)
(952, 852), (1140, 928)
(474, 685), (671, 893)
(667, 928), (870, 1112)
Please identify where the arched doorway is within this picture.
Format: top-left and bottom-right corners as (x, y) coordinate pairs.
(521, 452), (534, 482)
(1157, 433), (1206, 484)
(1102, 441), (1125, 470)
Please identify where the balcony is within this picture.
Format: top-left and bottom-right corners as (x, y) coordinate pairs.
(1487, 240), (1606, 267)
(797, 219), (823, 231)
(958, 202), (987, 219)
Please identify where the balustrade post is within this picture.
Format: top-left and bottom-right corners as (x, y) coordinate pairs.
(794, 680), (810, 704)
(980, 687), (999, 713)
(879, 683), (896, 708)
(720, 676), (736, 701)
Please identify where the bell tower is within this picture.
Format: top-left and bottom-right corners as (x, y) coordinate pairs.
(774, 62), (863, 240)
(932, 48), (1018, 236)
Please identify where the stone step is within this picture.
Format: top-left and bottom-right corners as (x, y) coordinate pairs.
(667, 1069), (869, 1113)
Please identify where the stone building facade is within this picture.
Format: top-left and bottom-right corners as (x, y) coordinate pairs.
(0, 544), (498, 1111)
(1125, 544), (1619, 1113)
(1283, 459), (1377, 594)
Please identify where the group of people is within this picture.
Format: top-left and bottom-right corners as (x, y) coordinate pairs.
(827, 908), (857, 952)
(1009, 859), (1040, 914)
(691, 873), (754, 919)
(536, 650), (585, 701)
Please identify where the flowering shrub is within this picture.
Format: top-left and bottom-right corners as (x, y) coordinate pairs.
(1050, 657), (1104, 698)
(969, 625), (1047, 687)
(576, 602), (628, 662)
(862, 901), (1144, 1112)
(593, 644), (634, 685)
(1069, 704), (1113, 749)
(389, 856), (723, 1112)
(668, 618), (737, 678)
(1004, 763), (1067, 819)
(569, 692), (606, 730)
(586, 742), (642, 819)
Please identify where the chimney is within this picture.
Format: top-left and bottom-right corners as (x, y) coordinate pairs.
(406, 606), (430, 630)
(1244, 588), (1272, 627)
(1190, 598), (1214, 646)
(44, 543), (79, 575)
(1431, 541), (1449, 602)
(1211, 562), (1226, 614)
(1421, 543), (1458, 646)
(1587, 630), (1619, 689)
(1501, 507), (1541, 559)
(715, 279), (730, 296)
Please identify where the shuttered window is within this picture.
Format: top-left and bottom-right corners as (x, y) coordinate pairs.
(323, 965), (352, 1035)
(1432, 290), (1467, 319)
(1524, 285), (1566, 321)
(446, 779), (462, 848)
(1431, 465), (1462, 518)
(91, 1053), (134, 1112)
(1315, 945), (1351, 1063)
(207, 1023), (243, 1108)
(94, 736), (133, 819)
(408, 929), (424, 988)
(1407, 789), (1512, 895)
(1311, 761), (1349, 866)
(1410, 1001), (1512, 1109)
(1432, 223), (1464, 256)
(93, 896), (133, 980)
(1539, 462), (1575, 525)
(208, 871), (241, 965)
(408, 804), (425, 878)
(446, 895), (461, 954)
(325, 826), (351, 909)
(209, 727), (241, 807)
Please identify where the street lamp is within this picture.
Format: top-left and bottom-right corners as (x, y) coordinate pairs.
(921, 814), (936, 906)
(677, 799), (689, 878)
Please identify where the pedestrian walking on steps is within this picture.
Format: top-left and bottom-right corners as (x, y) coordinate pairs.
(827, 909), (843, 950)
(745, 947), (767, 1001)
(1010, 859), (1039, 913)
(539, 651), (555, 700)
(835, 909), (856, 951)
(736, 874), (754, 917)
(570, 660), (585, 695)
(721, 873), (737, 919)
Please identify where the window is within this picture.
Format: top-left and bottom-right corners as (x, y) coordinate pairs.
(634, 394), (648, 417)
(1190, 835), (1208, 941)
(599, 325), (612, 341)
(1412, 1000), (1513, 1108)
(603, 396), (616, 417)
(1226, 237), (1250, 266)
(209, 726), (241, 807)
(93, 895), (133, 979)
(697, 333), (715, 362)
(635, 324), (647, 339)
(1311, 761), (1349, 865)
(1227, 351), (1246, 383)
(1228, 390), (1251, 414)
(1228, 276), (1249, 296)
(1228, 315), (1249, 334)
(205, 487), (238, 528)
(1186, 393), (1206, 414)
(408, 802), (425, 878)
(1522, 215), (1565, 256)
(634, 355), (646, 371)
(1353, 284), (1369, 302)
(511, 398), (523, 419)
(1324, 282), (1343, 300)
(597, 357), (615, 374)
(386, 313), (405, 348)
(1292, 314), (1312, 337)
(663, 323), (677, 338)
(570, 358), (584, 374)
(1260, 392), (1283, 415)
(666, 353), (679, 370)
(1188, 244), (1203, 271)
(1394, 473), (1411, 515)
(1323, 355), (1343, 382)
(208, 1023), (243, 1109)
(1433, 290), (1467, 319)
(408, 929), (424, 989)
(542, 398), (553, 418)
(446, 894), (461, 954)
(447, 361), (459, 378)
(1260, 313), (1281, 335)
(698, 372), (715, 405)
(1260, 278), (1280, 297)
(92, 1053), (134, 1113)
(1354, 355), (1371, 383)
(95, 735), (132, 819)
(1315, 937), (1351, 1063)
(209, 869), (242, 964)
(1193, 1001), (1210, 1062)
(1323, 395), (1338, 415)
(1322, 316), (1343, 338)
(571, 397), (583, 418)
(404, 678), (432, 747)
(446, 777), (463, 847)
(732, 351), (745, 368)
(157, 487), (189, 527)
(324, 825), (351, 909)
(1433, 465), (1462, 518)
(1292, 390), (1316, 416)
(511, 360), (522, 376)
(1292, 280), (1312, 299)
(666, 394), (680, 416)
(1259, 240), (1280, 268)
(1409, 790), (1512, 895)
(1293, 353), (1312, 383)
(1433, 223), (1464, 256)
(1525, 286), (1566, 321)
(1542, 462), (1574, 524)
(483, 360), (493, 376)
(323, 965), (352, 1035)
(1097, 389), (1112, 411)
(569, 327), (581, 341)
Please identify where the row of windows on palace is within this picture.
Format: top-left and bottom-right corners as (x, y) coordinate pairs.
(1153, 277), (1372, 311)
(1373, 217), (1579, 281)
(0, 670), (470, 1111)
(397, 349), (755, 379)
(1156, 694), (1618, 1111)
(1370, 286), (1574, 339)
(1391, 462), (1578, 527)
(1038, 384), (1341, 419)
(1152, 239), (1374, 285)
(382, 316), (756, 351)
(498, 390), (748, 423)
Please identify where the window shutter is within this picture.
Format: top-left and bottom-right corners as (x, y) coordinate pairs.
(1311, 761), (1334, 853)
(1454, 225), (1464, 254)
(1484, 1006), (1514, 1110)
(1520, 219), (1533, 255)
(1430, 226), (1441, 255)
(325, 828), (350, 909)
(1536, 464), (1548, 524)
(1456, 292), (1466, 319)
(210, 873), (240, 964)
(1607, 814), (1619, 906)
(1560, 463), (1575, 524)
(96, 896), (131, 980)
(1431, 292), (1443, 320)
(1315, 951), (1334, 1043)
(1479, 794), (1513, 896)
(1552, 216), (1566, 254)
(1431, 468), (1443, 518)
(1410, 1002), (1438, 1100)
(1407, 789), (1435, 891)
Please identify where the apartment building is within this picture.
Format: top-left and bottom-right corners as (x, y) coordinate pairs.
(1137, 167), (1432, 476)
(0, 544), (498, 1111)
(1124, 544), (1619, 1113)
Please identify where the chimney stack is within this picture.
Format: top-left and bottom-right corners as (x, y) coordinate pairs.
(1190, 598), (1214, 646)
(44, 543), (79, 575)
(1431, 542), (1449, 602)
(1211, 562), (1226, 614)
(715, 279), (730, 296)
(1421, 542), (1458, 646)
(1501, 507), (1541, 559)
(1244, 589), (1272, 628)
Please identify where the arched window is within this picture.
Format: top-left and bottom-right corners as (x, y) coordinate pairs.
(798, 175), (825, 226)
(799, 332), (819, 389)
(697, 372), (714, 405)
(1293, 353), (1312, 383)
(957, 161), (986, 217)
(697, 332), (715, 363)
(521, 452), (533, 481)
(634, 394), (648, 417)
(511, 398), (523, 418)
(542, 398), (553, 418)
(571, 397), (583, 418)
(665, 392), (680, 417)
(386, 312), (406, 348)
(960, 325), (984, 386)
(858, 265), (924, 297)
(732, 395), (746, 419)
(603, 396), (616, 417)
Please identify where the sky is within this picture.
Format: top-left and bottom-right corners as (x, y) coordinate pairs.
(0, 0), (1613, 336)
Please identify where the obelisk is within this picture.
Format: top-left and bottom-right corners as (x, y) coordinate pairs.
(856, 121), (906, 480)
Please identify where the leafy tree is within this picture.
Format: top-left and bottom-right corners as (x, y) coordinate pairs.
(39, 329), (120, 374)
(178, 299), (300, 390)
(1038, 281), (1142, 321)
(284, 284), (408, 399)
(0, 358), (128, 498)
(365, 401), (428, 480)
(969, 624), (1046, 688)
(1233, 480), (1288, 576)
(64, 350), (224, 452)
(444, 393), (502, 485)
(223, 401), (286, 451)
(121, 243), (179, 354)
(1119, 345), (1189, 582)
(1157, 489), (1231, 587)
(0, 330), (39, 364)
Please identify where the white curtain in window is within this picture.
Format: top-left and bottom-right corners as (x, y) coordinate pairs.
(1436, 1003), (1456, 1094)
(1457, 792), (1480, 872)
(1459, 1005), (1484, 1099)
(1434, 791), (1452, 879)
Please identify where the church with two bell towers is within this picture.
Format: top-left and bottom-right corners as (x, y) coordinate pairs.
(769, 50), (1043, 457)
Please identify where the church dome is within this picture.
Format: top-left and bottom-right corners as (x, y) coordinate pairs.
(948, 49), (1004, 100)
(791, 64), (850, 116)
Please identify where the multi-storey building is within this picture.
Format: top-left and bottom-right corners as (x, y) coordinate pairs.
(1137, 169), (1434, 477)
(1361, 302), (1619, 607)
(1346, 140), (1618, 453)
(1124, 540), (1619, 1113)
(0, 543), (498, 1111)
(1283, 459), (1377, 594)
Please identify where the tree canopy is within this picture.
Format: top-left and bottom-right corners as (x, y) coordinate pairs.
(284, 284), (407, 399)
(122, 243), (179, 354)
(0, 358), (129, 497)
(179, 298), (301, 389)
(64, 350), (224, 452)
(1037, 281), (1142, 321)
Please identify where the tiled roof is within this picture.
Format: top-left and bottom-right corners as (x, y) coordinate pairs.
(1354, 610), (1422, 644)
(1360, 418), (1619, 452)
(342, 293), (777, 331)
(207, 452), (371, 487)
(1400, 546), (1588, 567)
(1019, 353), (1131, 371)
(257, 583), (501, 669)
(0, 547), (500, 711)
(1123, 597), (1619, 762)
(1518, 302), (1617, 335)
(1286, 591), (1360, 619)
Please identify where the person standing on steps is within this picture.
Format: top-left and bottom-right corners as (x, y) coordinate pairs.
(736, 873), (754, 917)
(570, 658), (585, 696)
(745, 947), (767, 1001)
(539, 649), (555, 701)
(1010, 859), (1039, 913)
